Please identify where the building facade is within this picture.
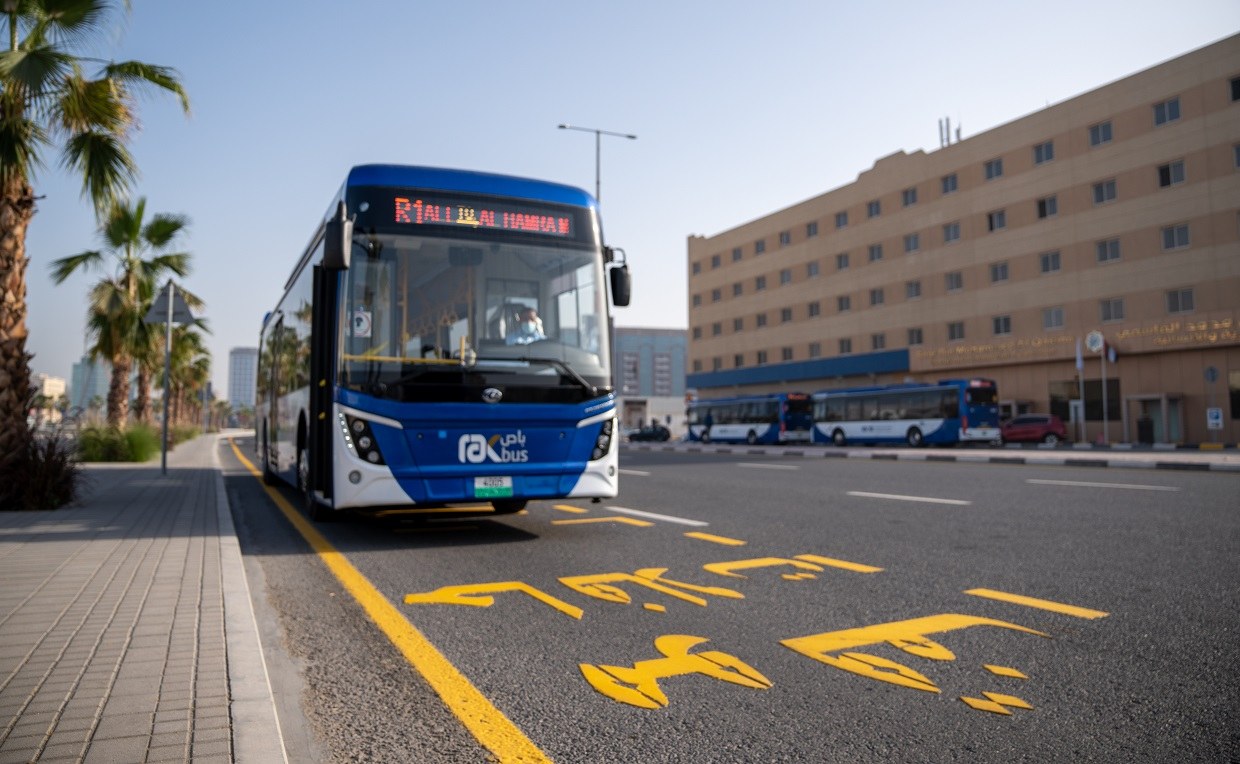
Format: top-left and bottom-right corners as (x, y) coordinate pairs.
(614, 327), (688, 437)
(686, 35), (1240, 444)
(69, 357), (110, 411)
(228, 347), (259, 410)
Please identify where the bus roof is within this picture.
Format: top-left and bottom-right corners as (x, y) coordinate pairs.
(688, 392), (808, 406)
(345, 165), (597, 210)
(812, 378), (995, 397)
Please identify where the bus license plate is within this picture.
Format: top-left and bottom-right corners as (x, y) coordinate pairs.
(474, 476), (513, 498)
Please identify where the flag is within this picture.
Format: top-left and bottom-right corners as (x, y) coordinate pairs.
(1075, 338), (1083, 371)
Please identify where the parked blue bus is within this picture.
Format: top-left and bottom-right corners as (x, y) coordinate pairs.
(257, 165), (631, 520)
(811, 378), (1000, 447)
(686, 393), (814, 444)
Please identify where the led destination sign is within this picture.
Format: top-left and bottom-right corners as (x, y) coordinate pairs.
(393, 196), (575, 239)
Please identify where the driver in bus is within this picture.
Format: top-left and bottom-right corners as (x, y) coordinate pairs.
(507, 306), (546, 345)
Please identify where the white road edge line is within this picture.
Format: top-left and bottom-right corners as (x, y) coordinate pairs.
(846, 491), (972, 506)
(606, 506), (709, 527)
(737, 462), (801, 471)
(1026, 478), (1181, 491)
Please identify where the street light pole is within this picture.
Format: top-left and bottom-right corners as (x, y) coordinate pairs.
(557, 124), (637, 203)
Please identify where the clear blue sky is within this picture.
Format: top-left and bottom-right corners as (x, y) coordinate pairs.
(24, 0), (1239, 398)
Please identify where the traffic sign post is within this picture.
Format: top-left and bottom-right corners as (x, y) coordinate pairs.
(144, 280), (196, 476)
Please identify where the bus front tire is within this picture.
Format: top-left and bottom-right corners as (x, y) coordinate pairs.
(299, 446), (339, 523)
(832, 429), (846, 447)
(906, 428), (924, 447)
(746, 430), (758, 445)
(701, 431), (711, 443)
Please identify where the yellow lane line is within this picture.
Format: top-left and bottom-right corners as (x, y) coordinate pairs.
(550, 516), (653, 527)
(226, 439), (551, 764)
(964, 588), (1109, 619)
(683, 532), (747, 546)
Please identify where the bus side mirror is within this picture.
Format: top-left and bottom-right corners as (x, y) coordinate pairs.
(323, 201), (352, 271)
(610, 264), (631, 307)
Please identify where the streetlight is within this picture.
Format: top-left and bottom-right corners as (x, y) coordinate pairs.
(557, 124), (636, 202)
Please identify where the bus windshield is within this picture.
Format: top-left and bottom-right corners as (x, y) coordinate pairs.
(338, 232), (610, 401)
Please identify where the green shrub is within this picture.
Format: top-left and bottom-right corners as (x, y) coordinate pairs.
(0, 432), (84, 510)
(171, 425), (200, 446)
(78, 425), (132, 462)
(125, 424), (161, 462)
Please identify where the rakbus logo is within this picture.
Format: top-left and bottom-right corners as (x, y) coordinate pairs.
(458, 432), (530, 464)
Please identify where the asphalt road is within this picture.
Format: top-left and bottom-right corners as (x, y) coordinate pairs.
(221, 438), (1239, 763)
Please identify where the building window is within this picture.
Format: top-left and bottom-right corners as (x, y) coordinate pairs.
(693, 359), (702, 372)
(806, 221), (818, 238)
(779, 231), (791, 247)
(871, 333), (886, 351)
(710, 254), (721, 269)
(1033, 140), (1054, 165)
(755, 275), (767, 290)
(990, 262), (1009, 283)
(733, 282), (743, 297)
(734, 354), (744, 368)
(712, 357), (722, 371)
(733, 317), (744, 331)
(692, 294), (702, 307)
(943, 222), (960, 243)
(1043, 306), (1065, 330)
(1235, 144), (1240, 169)
(781, 347), (794, 362)
(780, 307), (793, 323)
(1100, 298), (1125, 323)
(906, 280), (922, 299)
(1232, 76), (1240, 102)
(692, 261), (701, 275)
(755, 239), (766, 255)
(945, 271), (963, 291)
(941, 173), (958, 194)
(1162, 223), (1190, 250)
(807, 301), (821, 318)
(1153, 96), (1181, 126)
(1166, 287), (1194, 314)
(807, 261), (820, 278)
(907, 327), (923, 346)
(947, 321), (965, 341)
(1037, 195), (1058, 219)
(837, 295), (851, 312)
(902, 187), (917, 207)
(692, 326), (702, 339)
(732, 247), (743, 262)
(756, 350), (768, 365)
(867, 199), (881, 218)
(1096, 238), (1121, 263)
(987, 209), (1006, 231)
(779, 268), (792, 286)
(984, 158), (1003, 180)
(836, 252), (850, 270)
(1158, 160), (1185, 188)
(839, 338), (852, 354)
(992, 315), (1012, 336)
(756, 313), (767, 328)
(711, 288), (721, 303)
(870, 288), (884, 306)
(1231, 371), (1240, 421)
(711, 322), (722, 336)
(1093, 179), (1117, 204)
(653, 353), (673, 396)
(868, 244), (883, 262)
(904, 233), (920, 253)
(1089, 121), (1112, 147)
(835, 211), (848, 229)
(1040, 250), (1061, 273)
(808, 341), (821, 358)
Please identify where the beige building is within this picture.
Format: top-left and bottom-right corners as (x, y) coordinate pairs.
(686, 34), (1240, 445)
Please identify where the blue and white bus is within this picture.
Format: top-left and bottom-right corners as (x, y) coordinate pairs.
(257, 165), (631, 520)
(686, 393), (814, 445)
(811, 378), (1000, 447)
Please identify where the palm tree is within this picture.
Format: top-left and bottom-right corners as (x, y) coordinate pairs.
(51, 198), (197, 427)
(0, 1), (189, 491)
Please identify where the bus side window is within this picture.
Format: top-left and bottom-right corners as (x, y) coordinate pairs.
(942, 391), (959, 418)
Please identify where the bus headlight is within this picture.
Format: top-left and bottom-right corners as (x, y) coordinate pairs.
(591, 418), (615, 461)
(340, 413), (386, 466)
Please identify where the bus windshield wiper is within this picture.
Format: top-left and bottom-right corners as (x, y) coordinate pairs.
(513, 356), (598, 396)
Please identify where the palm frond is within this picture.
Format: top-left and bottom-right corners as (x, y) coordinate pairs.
(141, 213), (188, 247)
(61, 129), (135, 215)
(48, 248), (103, 283)
(53, 72), (129, 135)
(104, 60), (190, 115)
(33, 0), (115, 50)
(140, 252), (191, 280)
(0, 46), (74, 99)
(0, 111), (48, 184)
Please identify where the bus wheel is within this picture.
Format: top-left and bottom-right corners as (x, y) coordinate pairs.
(906, 428), (924, 447)
(299, 446), (338, 523)
(701, 431), (711, 443)
(492, 500), (527, 515)
(832, 429), (846, 447)
(746, 430), (758, 445)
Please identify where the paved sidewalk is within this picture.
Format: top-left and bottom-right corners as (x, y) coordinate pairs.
(0, 433), (285, 764)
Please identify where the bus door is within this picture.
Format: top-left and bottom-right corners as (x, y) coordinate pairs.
(266, 314), (284, 471)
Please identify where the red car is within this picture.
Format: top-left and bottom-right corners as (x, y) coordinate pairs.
(1000, 414), (1068, 445)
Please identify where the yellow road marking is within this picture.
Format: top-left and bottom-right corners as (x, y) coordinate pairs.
(553, 504), (589, 514)
(227, 439), (550, 763)
(794, 554), (884, 574)
(965, 588), (1108, 619)
(551, 516), (653, 527)
(683, 532), (746, 546)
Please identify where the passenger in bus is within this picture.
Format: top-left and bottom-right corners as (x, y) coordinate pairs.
(506, 306), (546, 345)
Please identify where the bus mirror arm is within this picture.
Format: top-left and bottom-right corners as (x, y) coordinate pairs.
(323, 200), (353, 271)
